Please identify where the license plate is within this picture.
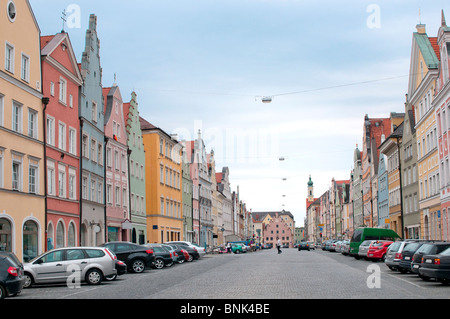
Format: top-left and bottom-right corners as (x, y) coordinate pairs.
(413, 265), (419, 268)
(425, 259), (433, 263)
(405, 257), (410, 260)
(369, 254), (373, 256)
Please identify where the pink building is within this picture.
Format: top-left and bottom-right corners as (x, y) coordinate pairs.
(103, 85), (130, 242)
(41, 32), (83, 249)
(263, 212), (294, 248)
(434, 12), (450, 241)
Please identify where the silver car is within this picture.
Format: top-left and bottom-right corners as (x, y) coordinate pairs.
(358, 240), (376, 259)
(23, 247), (117, 288)
(385, 240), (422, 271)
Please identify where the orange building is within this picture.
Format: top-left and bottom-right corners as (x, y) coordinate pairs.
(140, 117), (183, 243)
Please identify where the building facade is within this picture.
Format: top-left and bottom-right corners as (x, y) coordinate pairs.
(124, 91), (147, 244)
(141, 117), (183, 243)
(0, 0), (45, 261)
(79, 14), (106, 247)
(103, 85), (129, 242)
(41, 32), (83, 250)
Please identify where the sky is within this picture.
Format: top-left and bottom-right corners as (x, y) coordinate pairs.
(29, 0), (450, 227)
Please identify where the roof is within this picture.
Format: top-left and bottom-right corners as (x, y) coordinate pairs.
(140, 116), (175, 142)
(413, 33), (440, 69)
(251, 211), (294, 222)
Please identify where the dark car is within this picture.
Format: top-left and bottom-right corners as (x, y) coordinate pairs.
(412, 242), (450, 280)
(101, 242), (155, 273)
(178, 245), (200, 261)
(144, 244), (175, 269)
(166, 244), (191, 263)
(106, 260), (127, 281)
(397, 242), (427, 274)
(298, 242), (310, 251)
(419, 247), (450, 285)
(0, 252), (24, 299)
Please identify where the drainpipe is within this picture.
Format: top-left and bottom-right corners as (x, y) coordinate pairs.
(42, 97), (50, 251)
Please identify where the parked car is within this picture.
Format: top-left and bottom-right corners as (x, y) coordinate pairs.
(23, 247), (117, 288)
(307, 242), (316, 250)
(341, 240), (350, 255)
(161, 244), (180, 264)
(335, 241), (344, 253)
(366, 241), (393, 262)
(298, 242), (310, 251)
(231, 243), (247, 254)
(357, 240), (376, 259)
(165, 241), (206, 257)
(101, 242), (155, 273)
(419, 246), (450, 285)
(176, 245), (200, 261)
(0, 252), (24, 299)
(350, 227), (400, 257)
(106, 260), (127, 281)
(411, 242), (450, 280)
(144, 244), (175, 268)
(385, 240), (421, 271)
(397, 242), (428, 274)
(166, 244), (190, 263)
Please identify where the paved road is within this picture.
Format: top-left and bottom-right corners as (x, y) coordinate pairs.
(15, 247), (450, 301)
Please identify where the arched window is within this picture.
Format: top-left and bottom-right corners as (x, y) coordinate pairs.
(47, 223), (54, 250)
(68, 222), (76, 247)
(0, 218), (12, 252)
(23, 220), (38, 262)
(56, 221), (65, 248)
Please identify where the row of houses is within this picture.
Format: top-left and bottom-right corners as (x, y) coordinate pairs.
(305, 12), (450, 244)
(0, 0), (260, 262)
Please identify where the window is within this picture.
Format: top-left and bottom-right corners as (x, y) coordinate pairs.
(69, 95), (73, 108)
(0, 149), (4, 188)
(97, 143), (103, 166)
(7, 1), (16, 22)
(58, 122), (66, 151)
(0, 94), (3, 126)
(58, 169), (66, 198)
(107, 184), (112, 204)
(28, 109), (37, 138)
(47, 164), (55, 195)
(21, 54), (30, 82)
(69, 171), (76, 200)
(5, 43), (14, 73)
(47, 116), (55, 146)
(69, 128), (76, 155)
(106, 147), (112, 167)
(97, 182), (102, 205)
(50, 82), (55, 96)
(90, 139), (96, 163)
(12, 101), (22, 133)
(59, 77), (67, 104)
(12, 159), (21, 191)
(92, 101), (97, 122)
(82, 176), (87, 200)
(115, 186), (120, 206)
(122, 188), (127, 208)
(114, 150), (119, 170)
(91, 179), (96, 202)
(28, 163), (38, 194)
(82, 134), (88, 158)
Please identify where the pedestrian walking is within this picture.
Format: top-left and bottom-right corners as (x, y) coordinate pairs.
(276, 238), (282, 254)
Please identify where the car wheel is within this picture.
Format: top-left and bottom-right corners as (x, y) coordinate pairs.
(105, 274), (117, 281)
(399, 268), (409, 274)
(438, 278), (450, 285)
(166, 261), (173, 267)
(154, 258), (165, 269)
(0, 285), (5, 299)
(23, 272), (34, 288)
(131, 259), (145, 273)
(85, 269), (103, 285)
(178, 259), (185, 264)
(188, 254), (194, 262)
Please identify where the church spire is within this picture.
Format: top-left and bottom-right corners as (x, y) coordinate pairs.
(442, 9), (447, 27)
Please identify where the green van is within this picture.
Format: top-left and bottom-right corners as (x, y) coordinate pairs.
(349, 228), (400, 258)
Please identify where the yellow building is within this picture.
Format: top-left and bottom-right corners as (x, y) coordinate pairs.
(408, 24), (441, 239)
(0, 0), (45, 262)
(140, 117), (183, 243)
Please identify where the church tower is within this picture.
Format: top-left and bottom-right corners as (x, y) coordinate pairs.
(307, 175), (314, 203)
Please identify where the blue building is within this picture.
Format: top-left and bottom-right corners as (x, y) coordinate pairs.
(79, 15), (106, 246)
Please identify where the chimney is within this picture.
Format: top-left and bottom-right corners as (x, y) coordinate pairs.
(416, 24), (426, 34)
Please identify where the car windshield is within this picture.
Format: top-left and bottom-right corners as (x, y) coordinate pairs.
(415, 244), (434, 255)
(403, 243), (422, 253)
(389, 241), (402, 252)
(439, 247), (450, 256)
(361, 240), (373, 246)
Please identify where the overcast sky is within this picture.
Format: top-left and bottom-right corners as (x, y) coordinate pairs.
(30, 0), (449, 227)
